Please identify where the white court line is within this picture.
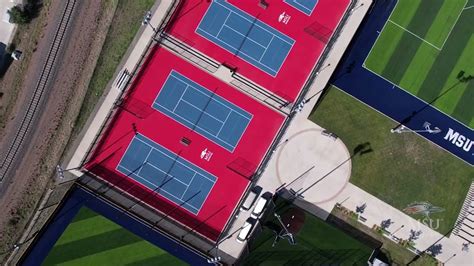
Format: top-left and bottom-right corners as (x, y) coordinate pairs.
(222, 25), (268, 49)
(116, 135), (149, 178)
(361, 0), (473, 130)
(258, 35), (275, 61)
(330, 85), (473, 166)
(195, 0), (295, 76)
(171, 70), (251, 117)
(180, 98), (226, 123)
(118, 164), (197, 212)
(464, 5), (474, 10)
(284, 0), (315, 15)
(155, 98), (249, 149)
(440, 0), (468, 50)
(362, 65), (474, 131)
(264, 35), (275, 50)
(118, 142), (189, 188)
(215, 11), (232, 43)
(387, 19), (441, 51)
(180, 172), (197, 200)
(364, 0), (467, 69)
(137, 147), (154, 177)
(198, 27), (282, 74)
(162, 71), (253, 118)
(153, 71), (253, 151)
(143, 162), (190, 187)
(216, 110), (232, 136)
(155, 100), (240, 150)
(115, 135), (217, 214)
(214, 0), (294, 45)
(134, 135), (219, 212)
(136, 136), (217, 183)
(172, 84), (187, 113)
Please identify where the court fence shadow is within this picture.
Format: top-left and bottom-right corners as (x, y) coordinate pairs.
(326, 213), (382, 250)
(84, 162), (222, 241)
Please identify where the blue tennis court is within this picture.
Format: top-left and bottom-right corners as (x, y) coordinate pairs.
(117, 134), (217, 214)
(284, 0), (318, 15)
(153, 70), (252, 152)
(196, 0), (295, 76)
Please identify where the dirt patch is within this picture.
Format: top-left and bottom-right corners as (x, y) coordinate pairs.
(0, 0), (53, 141)
(0, 0), (117, 262)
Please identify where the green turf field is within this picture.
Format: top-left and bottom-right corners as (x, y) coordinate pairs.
(364, 0), (474, 128)
(42, 208), (186, 266)
(244, 204), (372, 265)
(310, 86), (473, 235)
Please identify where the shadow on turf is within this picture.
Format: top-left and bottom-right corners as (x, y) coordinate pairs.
(125, 253), (186, 266)
(326, 214), (382, 250)
(243, 248), (370, 265)
(43, 228), (143, 265)
(241, 196), (375, 265)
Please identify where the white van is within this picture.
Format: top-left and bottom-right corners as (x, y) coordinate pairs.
(250, 192), (273, 219)
(236, 217), (257, 243)
(240, 186), (262, 211)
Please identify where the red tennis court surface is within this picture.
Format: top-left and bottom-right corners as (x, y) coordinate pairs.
(85, 47), (284, 241)
(168, 0), (350, 102)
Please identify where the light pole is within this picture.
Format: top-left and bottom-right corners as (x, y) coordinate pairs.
(299, 63), (332, 106)
(350, 3), (364, 13)
(391, 122), (441, 134)
(276, 165), (315, 198)
(272, 212), (296, 246)
(315, 63), (331, 76)
(391, 224), (404, 236)
(272, 139), (289, 153)
(142, 10), (157, 32)
(206, 244), (221, 265)
(291, 63), (331, 114)
(443, 253), (456, 264)
(56, 164), (82, 183)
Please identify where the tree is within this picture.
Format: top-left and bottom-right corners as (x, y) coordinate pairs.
(8, 6), (30, 24)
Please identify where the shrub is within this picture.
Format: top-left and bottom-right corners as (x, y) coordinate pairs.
(8, 6), (30, 24)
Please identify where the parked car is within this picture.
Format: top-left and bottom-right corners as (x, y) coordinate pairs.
(240, 185), (262, 211)
(250, 192), (273, 219)
(236, 217), (257, 243)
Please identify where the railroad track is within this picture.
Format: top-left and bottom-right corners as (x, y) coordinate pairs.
(0, 0), (76, 181)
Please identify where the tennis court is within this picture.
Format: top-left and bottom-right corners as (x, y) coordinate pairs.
(117, 134), (217, 214)
(284, 0), (319, 15)
(153, 70), (252, 152)
(86, 48), (285, 240)
(196, 0), (294, 76)
(168, 0), (350, 102)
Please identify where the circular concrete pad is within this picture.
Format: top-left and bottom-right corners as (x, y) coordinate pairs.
(276, 128), (351, 204)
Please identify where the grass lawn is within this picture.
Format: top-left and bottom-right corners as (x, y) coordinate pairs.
(244, 203), (372, 265)
(42, 208), (185, 266)
(309, 86), (473, 234)
(72, 0), (155, 138)
(364, 0), (473, 128)
(330, 208), (437, 265)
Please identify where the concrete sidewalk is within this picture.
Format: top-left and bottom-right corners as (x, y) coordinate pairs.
(66, 0), (174, 175)
(219, 0), (474, 264)
(217, 0), (373, 261)
(63, 0), (473, 264)
(325, 183), (474, 265)
(0, 0), (20, 45)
